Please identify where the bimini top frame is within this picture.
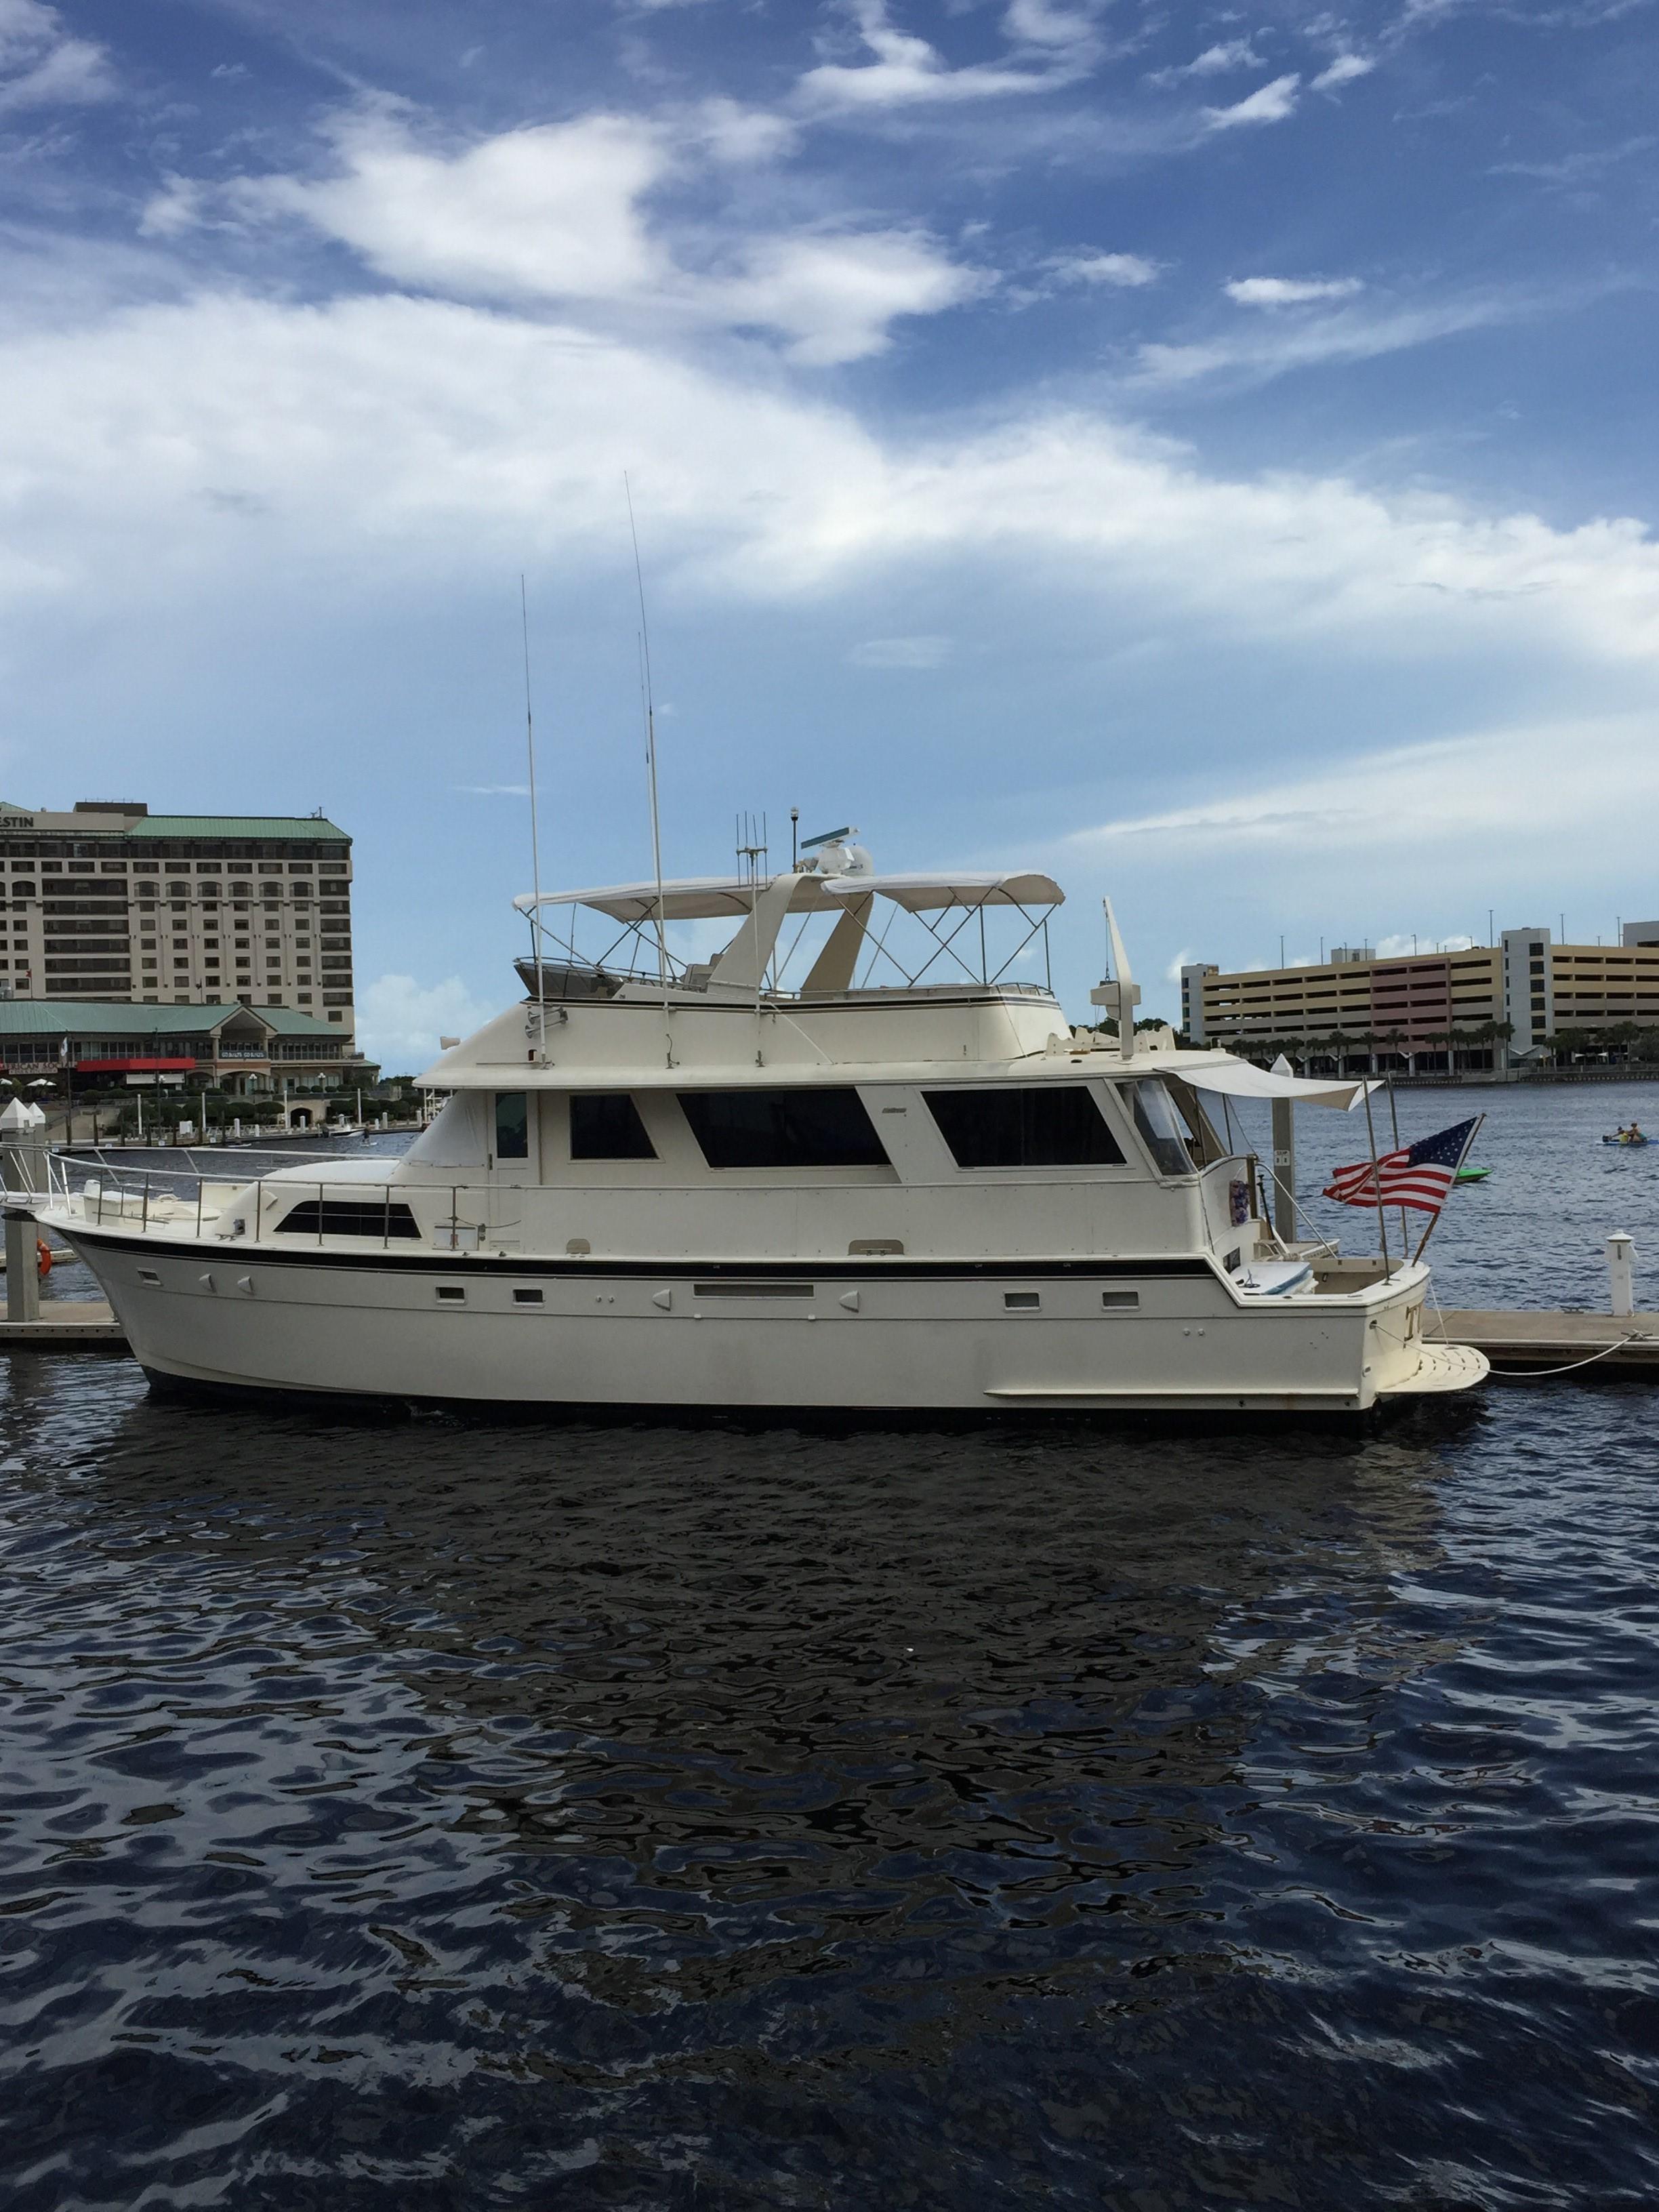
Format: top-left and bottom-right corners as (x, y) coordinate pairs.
(512, 865), (1066, 1002)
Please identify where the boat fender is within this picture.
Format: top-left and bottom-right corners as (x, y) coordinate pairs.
(37, 1240), (52, 1277)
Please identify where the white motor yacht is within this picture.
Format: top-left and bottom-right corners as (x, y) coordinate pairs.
(39, 838), (1486, 1414)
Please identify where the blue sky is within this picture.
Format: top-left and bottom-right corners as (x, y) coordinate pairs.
(3, 0), (1658, 1065)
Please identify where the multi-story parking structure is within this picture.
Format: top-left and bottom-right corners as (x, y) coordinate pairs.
(0, 800), (354, 1038)
(1182, 922), (1659, 1073)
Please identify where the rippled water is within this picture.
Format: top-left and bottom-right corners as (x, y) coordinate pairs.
(4, 1361), (1659, 2208)
(9, 1095), (1659, 2205)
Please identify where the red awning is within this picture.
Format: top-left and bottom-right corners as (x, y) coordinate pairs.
(75, 1057), (199, 1073)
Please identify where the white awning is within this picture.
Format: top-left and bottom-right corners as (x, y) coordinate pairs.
(821, 870), (1064, 912)
(1183, 1059), (1380, 1110)
(515, 875), (841, 923)
(516, 867), (1065, 924)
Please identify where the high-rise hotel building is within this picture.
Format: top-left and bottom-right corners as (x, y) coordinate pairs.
(0, 801), (354, 1037)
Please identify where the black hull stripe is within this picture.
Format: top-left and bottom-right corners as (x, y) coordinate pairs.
(64, 1227), (1216, 1283)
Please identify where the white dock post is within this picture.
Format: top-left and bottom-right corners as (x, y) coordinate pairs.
(1271, 1097), (1296, 1242)
(1607, 1233), (1636, 1317)
(5, 1206), (41, 1324)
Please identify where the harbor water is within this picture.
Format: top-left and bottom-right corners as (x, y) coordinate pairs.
(3, 1086), (1658, 2207)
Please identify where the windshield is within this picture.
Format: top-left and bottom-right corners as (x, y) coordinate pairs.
(1130, 1078), (1195, 1176)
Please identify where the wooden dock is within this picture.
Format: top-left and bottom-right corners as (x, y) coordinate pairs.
(1429, 1309), (1659, 1375)
(0, 1299), (127, 1348)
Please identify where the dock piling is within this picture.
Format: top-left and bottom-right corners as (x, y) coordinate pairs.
(4, 1206), (41, 1324)
(1607, 1232), (1636, 1318)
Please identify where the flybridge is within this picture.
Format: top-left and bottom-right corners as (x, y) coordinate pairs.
(512, 850), (1067, 1003)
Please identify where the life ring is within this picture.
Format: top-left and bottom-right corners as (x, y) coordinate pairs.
(36, 1239), (52, 1277)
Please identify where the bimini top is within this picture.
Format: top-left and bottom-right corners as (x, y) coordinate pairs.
(514, 867), (1065, 925)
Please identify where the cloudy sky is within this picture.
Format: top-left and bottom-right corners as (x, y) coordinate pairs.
(3, 0), (1658, 1064)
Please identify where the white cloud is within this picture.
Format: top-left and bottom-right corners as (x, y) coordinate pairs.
(1069, 716), (1659, 859)
(234, 105), (674, 304)
(1374, 931), (1475, 957)
(156, 104), (979, 366)
(1204, 74), (1300, 129)
(1049, 250), (1160, 287)
(1148, 39), (1264, 85)
(1135, 291), (1517, 387)
(5, 285), (1659, 678)
(796, 0), (1097, 110)
(0, 0), (114, 110)
(1311, 53), (1375, 89)
(1225, 275), (1365, 306)
(691, 96), (798, 164)
(848, 634), (951, 666)
(720, 229), (987, 365)
(358, 972), (497, 1071)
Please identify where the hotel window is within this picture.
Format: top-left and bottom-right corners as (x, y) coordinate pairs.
(925, 1085), (1124, 1170)
(681, 1087), (888, 1170)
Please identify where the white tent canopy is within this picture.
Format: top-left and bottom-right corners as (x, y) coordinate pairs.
(516, 868), (1065, 925)
(1184, 1059), (1381, 1111)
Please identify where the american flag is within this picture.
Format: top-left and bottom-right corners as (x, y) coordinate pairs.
(1324, 1118), (1480, 1214)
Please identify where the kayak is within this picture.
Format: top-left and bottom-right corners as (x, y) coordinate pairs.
(1603, 1134), (1651, 1147)
(1454, 1166), (1491, 1183)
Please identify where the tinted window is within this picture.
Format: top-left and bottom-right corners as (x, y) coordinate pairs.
(571, 1092), (656, 1160)
(924, 1086), (1124, 1168)
(275, 1200), (420, 1238)
(1130, 1079), (1194, 1176)
(494, 1092), (529, 1160)
(679, 1088), (888, 1169)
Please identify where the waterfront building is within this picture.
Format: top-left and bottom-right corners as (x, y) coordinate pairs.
(1182, 929), (1659, 1072)
(0, 1000), (373, 1094)
(0, 800), (354, 1038)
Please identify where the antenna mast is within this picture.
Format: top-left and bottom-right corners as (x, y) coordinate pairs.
(520, 575), (548, 1056)
(624, 474), (669, 991)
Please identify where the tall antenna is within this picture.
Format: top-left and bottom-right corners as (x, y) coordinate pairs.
(624, 472), (668, 991)
(520, 575), (548, 1054)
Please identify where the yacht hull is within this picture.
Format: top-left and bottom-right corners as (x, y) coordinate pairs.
(52, 1226), (1454, 1416)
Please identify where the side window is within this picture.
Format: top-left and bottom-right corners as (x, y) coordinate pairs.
(678, 1088), (888, 1169)
(571, 1092), (656, 1160)
(1130, 1078), (1195, 1176)
(494, 1092), (529, 1161)
(924, 1086), (1125, 1168)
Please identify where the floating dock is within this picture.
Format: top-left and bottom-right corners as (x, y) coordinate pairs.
(1430, 1309), (1659, 1376)
(0, 1299), (127, 1348)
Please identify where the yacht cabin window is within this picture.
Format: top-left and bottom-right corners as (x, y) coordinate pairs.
(494, 1092), (529, 1161)
(678, 1088), (888, 1170)
(570, 1092), (657, 1160)
(1130, 1078), (1196, 1176)
(923, 1085), (1125, 1169)
(275, 1199), (422, 1239)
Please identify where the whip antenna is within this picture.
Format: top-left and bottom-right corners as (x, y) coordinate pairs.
(624, 472), (669, 992)
(520, 575), (548, 1053)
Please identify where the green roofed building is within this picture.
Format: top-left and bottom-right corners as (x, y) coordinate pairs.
(0, 799), (354, 1038)
(0, 998), (373, 1092)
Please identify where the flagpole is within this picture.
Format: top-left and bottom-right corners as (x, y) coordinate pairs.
(1361, 1078), (1391, 1277)
(1386, 1073), (1408, 1256)
(1412, 1113), (1484, 1265)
